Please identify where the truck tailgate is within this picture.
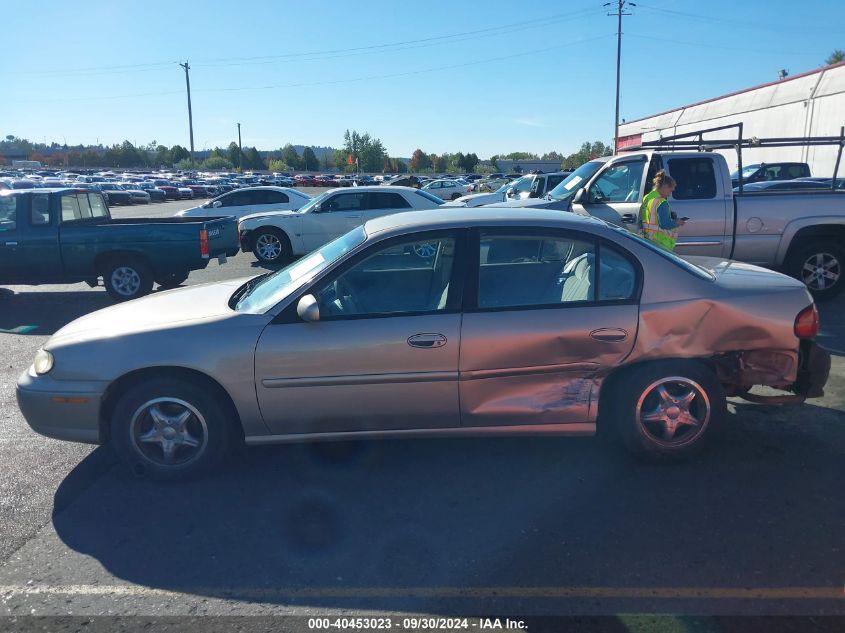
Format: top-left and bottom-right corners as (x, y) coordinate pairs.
(200, 216), (240, 258)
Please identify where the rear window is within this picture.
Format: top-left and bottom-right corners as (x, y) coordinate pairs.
(667, 158), (717, 200)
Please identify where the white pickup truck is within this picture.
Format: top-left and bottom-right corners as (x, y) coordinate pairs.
(500, 150), (845, 299)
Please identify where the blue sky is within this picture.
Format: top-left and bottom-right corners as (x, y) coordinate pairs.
(2, 0), (843, 159)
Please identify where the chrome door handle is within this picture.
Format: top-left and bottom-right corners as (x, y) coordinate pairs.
(4, 241), (18, 247)
(590, 328), (628, 342)
(407, 333), (447, 349)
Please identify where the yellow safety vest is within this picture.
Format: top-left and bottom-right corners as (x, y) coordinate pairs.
(639, 189), (678, 251)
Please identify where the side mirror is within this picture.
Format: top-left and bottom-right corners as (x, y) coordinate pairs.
(297, 294), (320, 323)
(572, 188), (587, 204)
(312, 204), (323, 213)
(212, 200), (223, 208)
(506, 187), (515, 197)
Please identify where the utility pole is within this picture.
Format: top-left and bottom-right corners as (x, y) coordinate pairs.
(605, 1), (634, 152)
(237, 122), (243, 173)
(179, 61), (195, 168)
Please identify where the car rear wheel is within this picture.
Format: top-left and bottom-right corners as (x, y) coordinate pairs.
(613, 361), (726, 459)
(252, 228), (291, 264)
(450, 193), (462, 200)
(110, 378), (233, 480)
(784, 240), (845, 301)
(103, 257), (154, 301)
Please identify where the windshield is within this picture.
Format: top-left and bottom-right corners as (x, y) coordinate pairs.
(730, 164), (761, 179)
(547, 160), (605, 201)
(296, 190), (333, 214)
(235, 226), (366, 313)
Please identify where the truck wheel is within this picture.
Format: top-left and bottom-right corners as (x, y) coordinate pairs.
(784, 240), (845, 301)
(110, 378), (233, 480)
(613, 360), (726, 460)
(156, 272), (189, 290)
(103, 258), (154, 301)
(252, 228), (291, 264)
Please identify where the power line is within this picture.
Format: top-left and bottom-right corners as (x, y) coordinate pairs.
(627, 33), (826, 56)
(13, 7), (601, 77)
(8, 34), (612, 104)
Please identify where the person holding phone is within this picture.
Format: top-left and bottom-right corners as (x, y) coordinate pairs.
(639, 170), (686, 252)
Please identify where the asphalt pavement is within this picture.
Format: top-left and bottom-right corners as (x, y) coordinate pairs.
(0, 197), (844, 618)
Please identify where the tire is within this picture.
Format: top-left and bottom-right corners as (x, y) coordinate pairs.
(102, 257), (154, 301)
(784, 239), (845, 301)
(252, 228), (291, 264)
(612, 360), (726, 459)
(155, 271), (189, 290)
(450, 193), (461, 200)
(110, 378), (233, 480)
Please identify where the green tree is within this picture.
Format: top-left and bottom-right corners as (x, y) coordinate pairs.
(282, 144), (302, 170)
(458, 152), (479, 173)
(170, 145), (190, 165)
(202, 156), (234, 170)
(302, 146), (320, 171)
(267, 159), (289, 173)
(227, 142), (241, 170)
(244, 147), (266, 170)
(154, 144), (171, 167)
(826, 49), (845, 65)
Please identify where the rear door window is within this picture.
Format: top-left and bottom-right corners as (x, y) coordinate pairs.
(61, 194), (82, 222)
(30, 193), (50, 226)
(88, 193), (108, 218)
(264, 190), (290, 204)
(368, 192), (411, 209)
(667, 157), (717, 200)
(0, 196), (18, 232)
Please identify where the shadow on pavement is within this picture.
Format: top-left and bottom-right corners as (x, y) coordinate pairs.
(0, 290), (114, 335)
(51, 402), (845, 614)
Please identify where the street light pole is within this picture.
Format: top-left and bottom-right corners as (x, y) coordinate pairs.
(237, 122), (243, 173)
(606, 0), (634, 152)
(179, 61), (195, 168)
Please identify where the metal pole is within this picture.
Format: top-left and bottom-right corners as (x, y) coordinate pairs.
(831, 125), (844, 190)
(179, 61), (195, 168)
(237, 122), (242, 173)
(607, 1), (633, 153)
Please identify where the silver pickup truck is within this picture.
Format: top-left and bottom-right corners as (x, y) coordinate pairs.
(500, 151), (845, 299)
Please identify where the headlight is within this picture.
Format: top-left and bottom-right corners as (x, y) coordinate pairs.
(33, 349), (54, 375)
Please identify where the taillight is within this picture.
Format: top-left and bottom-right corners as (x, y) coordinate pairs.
(200, 228), (209, 258)
(794, 304), (819, 339)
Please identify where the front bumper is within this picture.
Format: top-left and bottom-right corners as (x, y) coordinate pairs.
(16, 368), (106, 445)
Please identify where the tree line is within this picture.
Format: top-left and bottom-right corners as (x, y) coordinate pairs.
(2, 134), (613, 173)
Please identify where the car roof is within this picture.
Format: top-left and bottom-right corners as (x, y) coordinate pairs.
(323, 185), (421, 193)
(364, 206), (606, 236)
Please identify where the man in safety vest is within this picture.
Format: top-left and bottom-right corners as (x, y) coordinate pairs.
(639, 170), (686, 251)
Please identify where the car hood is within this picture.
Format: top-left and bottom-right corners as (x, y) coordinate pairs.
(685, 256), (808, 291)
(47, 278), (255, 348)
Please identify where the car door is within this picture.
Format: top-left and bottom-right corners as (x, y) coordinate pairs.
(217, 190), (252, 217)
(253, 189), (293, 214)
(459, 228), (639, 427)
(574, 157), (647, 226)
(15, 192), (61, 283)
(664, 156), (730, 258)
(0, 194), (21, 283)
(254, 231), (465, 435)
(299, 191), (370, 252)
(361, 191), (412, 223)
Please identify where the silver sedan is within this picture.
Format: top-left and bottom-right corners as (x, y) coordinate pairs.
(17, 208), (830, 478)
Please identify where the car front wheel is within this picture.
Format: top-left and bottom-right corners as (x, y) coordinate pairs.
(110, 378), (234, 479)
(612, 361), (726, 459)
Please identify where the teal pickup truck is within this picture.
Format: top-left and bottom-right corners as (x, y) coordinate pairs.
(0, 188), (239, 300)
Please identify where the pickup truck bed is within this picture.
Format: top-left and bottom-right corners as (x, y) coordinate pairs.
(0, 188), (239, 300)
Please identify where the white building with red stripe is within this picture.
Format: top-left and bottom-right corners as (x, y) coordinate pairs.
(616, 62), (845, 176)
